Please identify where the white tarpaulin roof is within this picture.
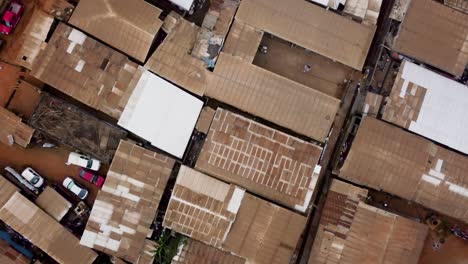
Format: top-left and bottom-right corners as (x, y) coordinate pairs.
(308, 0), (347, 9)
(389, 61), (468, 154)
(169, 0), (195, 10)
(119, 70), (203, 158)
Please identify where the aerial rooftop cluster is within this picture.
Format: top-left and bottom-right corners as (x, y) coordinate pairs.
(0, 0), (467, 263)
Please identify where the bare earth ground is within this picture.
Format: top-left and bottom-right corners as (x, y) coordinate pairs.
(253, 35), (354, 99)
(0, 142), (103, 206)
(0, 62), (21, 106)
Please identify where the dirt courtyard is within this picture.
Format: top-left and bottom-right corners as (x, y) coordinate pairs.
(253, 34), (355, 99)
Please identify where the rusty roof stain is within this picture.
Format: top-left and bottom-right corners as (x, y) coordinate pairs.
(80, 140), (175, 263)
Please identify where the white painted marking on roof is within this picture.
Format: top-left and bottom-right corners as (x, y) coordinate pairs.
(421, 174), (441, 186)
(410, 85), (418, 96)
(227, 187), (245, 213)
(66, 42), (76, 54)
(116, 184), (130, 194)
(80, 230), (97, 248)
(68, 29), (87, 45)
(123, 63), (135, 72)
(127, 177), (145, 188)
(435, 159), (443, 172)
(398, 61), (468, 154)
(428, 169), (445, 180)
(118, 224), (136, 235)
(121, 192), (140, 202)
(94, 233), (108, 248)
(295, 190), (313, 213)
(446, 182), (468, 197)
(313, 165), (322, 175)
(111, 86), (123, 96)
(74, 60), (85, 72)
(363, 104), (370, 114)
(118, 70), (203, 158)
(171, 196), (229, 221)
(123, 210), (141, 225)
(106, 238), (121, 252)
(97, 84), (105, 96)
(399, 79), (409, 98)
(331, 242), (344, 251)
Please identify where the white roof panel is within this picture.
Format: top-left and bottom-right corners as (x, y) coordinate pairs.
(398, 61), (468, 154)
(169, 0), (195, 10)
(119, 70), (203, 158)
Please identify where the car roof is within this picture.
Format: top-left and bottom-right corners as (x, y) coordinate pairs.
(2, 12), (14, 22)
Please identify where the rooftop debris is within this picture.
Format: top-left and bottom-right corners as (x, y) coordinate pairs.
(29, 94), (126, 163)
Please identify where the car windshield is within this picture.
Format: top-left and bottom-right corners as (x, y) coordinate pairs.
(30, 177), (39, 184)
(79, 190), (87, 198)
(86, 159), (93, 168)
(1, 19), (10, 27)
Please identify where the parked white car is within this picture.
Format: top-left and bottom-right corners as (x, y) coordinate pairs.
(5, 166), (37, 193)
(63, 177), (88, 200)
(21, 167), (44, 188)
(66, 152), (100, 171)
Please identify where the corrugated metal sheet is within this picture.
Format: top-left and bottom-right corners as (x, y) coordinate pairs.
(309, 180), (427, 264)
(69, 0), (163, 62)
(80, 140), (175, 263)
(235, 0), (376, 70)
(14, 10), (53, 69)
(31, 23), (139, 119)
(394, 0), (468, 77)
(136, 240), (157, 264)
(145, 13), (209, 96)
(163, 166), (243, 248)
(340, 117), (468, 223)
(206, 53), (340, 142)
(171, 238), (245, 264)
(0, 192), (97, 264)
(0, 107), (34, 148)
(0, 176), (18, 208)
(222, 20), (263, 63)
(36, 187), (72, 222)
(383, 61), (468, 154)
(444, 0), (468, 13)
(196, 108), (322, 212)
(164, 167), (306, 264)
(223, 193), (306, 264)
(362, 91), (383, 116)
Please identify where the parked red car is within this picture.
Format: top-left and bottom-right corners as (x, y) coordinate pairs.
(78, 169), (105, 188)
(0, 1), (24, 35)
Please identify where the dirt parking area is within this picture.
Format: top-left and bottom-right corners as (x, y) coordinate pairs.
(0, 142), (104, 206)
(253, 34), (355, 99)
